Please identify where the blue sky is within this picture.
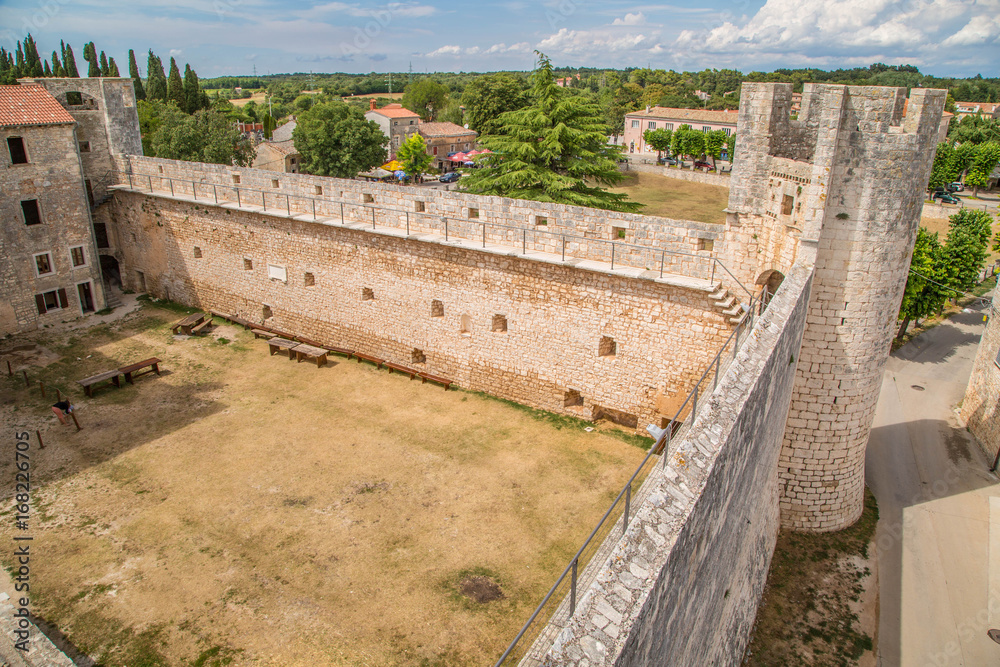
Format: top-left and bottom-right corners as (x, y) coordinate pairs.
(0, 0), (997, 78)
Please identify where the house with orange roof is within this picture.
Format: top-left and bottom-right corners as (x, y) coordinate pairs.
(364, 102), (420, 155)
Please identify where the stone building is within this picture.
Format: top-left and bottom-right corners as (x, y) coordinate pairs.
(623, 107), (737, 155)
(417, 121), (477, 171)
(364, 102), (419, 155)
(0, 83), (108, 334)
(962, 291), (1000, 459)
(253, 140), (301, 173)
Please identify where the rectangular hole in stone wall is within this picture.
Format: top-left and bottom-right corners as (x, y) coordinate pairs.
(492, 314), (507, 332)
(79, 141), (90, 153)
(158, 165), (164, 173)
(232, 174), (241, 184)
(612, 226), (626, 240)
(593, 405), (638, 429)
(21, 199), (41, 226)
(564, 390), (583, 407)
(599, 335), (617, 358)
(363, 193), (374, 203)
(362, 287), (374, 301)
(468, 207), (479, 219)
(314, 185), (323, 195)
(7, 137), (27, 164)
(66, 91), (83, 106)
(536, 216), (548, 226)
(271, 179), (280, 188)
(411, 348), (426, 364)
(781, 194), (794, 215)
(243, 258), (253, 270)
(415, 201), (425, 212)
(460, 314), (471, 335)
(431, 300), (444, 317)
(698, 238), (714, 252)
(193, 246), (202, 258)
(136, 271), (146, 292)
(304, 272), (315, 287)
(262, 305), (273, 320)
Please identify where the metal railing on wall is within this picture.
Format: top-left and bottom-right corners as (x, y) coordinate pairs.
(116, 169), (752, 293)
(493, 287), (765, 667)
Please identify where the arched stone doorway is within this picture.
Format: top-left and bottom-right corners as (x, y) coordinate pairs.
(100, 255), (122, 287)
(756, 269), (785, 308)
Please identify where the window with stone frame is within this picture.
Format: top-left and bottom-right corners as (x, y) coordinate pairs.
(21, 199), (41, 226)
(34, 288), (67, 314)
(7, 137), (27, 164)
(70, 246), (86, 267)
(34, 252), (53, 276)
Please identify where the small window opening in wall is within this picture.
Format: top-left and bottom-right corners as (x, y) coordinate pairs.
(599, 336), (617, 358)
(612, 226), (626, 240)
(193, 246), (203, 258)
(304, 272), (315, 286)
(431, 300), (444, 317)
(34, 253), (53, 276)
(564, 390), (583, 407)
(492, 314), (508, 332)
(21, 199), (41, 226)
(363, 193), (374, 203)
(536, 216), (548, 226)
(781, 194), (794, 216)
(262, 305), (273, 320)
(70, 246), (86, 267)
(66, 91), (83, 106)
(34, 288), (67, 314)
(468, 207), (479, 219)
(415, 200), (425, 213)
(243, 258), (253, 270)
(7, 137), (27, 164)
(314, 185), (323, 195)
(362, 287), (374, 300)
(698, 238), (714, 252)
(271, 179), (280, 188)
(158, 165), (164, 173)
(136, 270), (147, 292)
(232, 174), (241, 184)
(460, 314), (472, 335)
(79, 141), (90, 153)
(411, 348), (426, 364)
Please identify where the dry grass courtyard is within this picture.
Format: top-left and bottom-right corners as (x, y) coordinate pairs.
(608, 171), (730, 224)
(0, 301), (649, 666)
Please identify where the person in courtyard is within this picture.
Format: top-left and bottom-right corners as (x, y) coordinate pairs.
(52, 400), (73, 425)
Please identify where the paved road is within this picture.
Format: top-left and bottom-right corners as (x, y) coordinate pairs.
(866, 298), (1000, 666)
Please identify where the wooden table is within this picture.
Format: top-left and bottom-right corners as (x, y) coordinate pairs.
(77, 369), (122, 397)
(292, 344), (329, 368)
(172, 312), (206, 335)
(267, 337), (300, 358)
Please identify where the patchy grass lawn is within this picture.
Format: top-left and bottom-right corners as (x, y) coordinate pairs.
(0, 303), (647, 667)
(744, 488), (879, 667)
(608, 171), (729, 224)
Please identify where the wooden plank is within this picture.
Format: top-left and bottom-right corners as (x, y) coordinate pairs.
(251, 328), (275, 340)
(385, 362), (417, 379)
(418, 372), (453, 390)
(354, 352), (384, 369)
(329, 346), (354, 359)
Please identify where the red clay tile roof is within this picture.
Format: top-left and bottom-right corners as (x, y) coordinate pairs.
(0, 84), (76, 128)
(626, 106), (738, 125)
(368, 103), (420, 119)
(418, 121), (476, 137)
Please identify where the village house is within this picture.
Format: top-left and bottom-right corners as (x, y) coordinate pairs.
(953, 101), (1000, 119)
(252, 140), (301, 173)
(622, 106), (738, 155)
(364, 101), (420, 156)
(417, 121), (478, 171)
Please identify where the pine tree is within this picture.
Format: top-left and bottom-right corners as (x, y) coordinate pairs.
(62, 42), (80, 77)
(146, 50), (167, 101)
(43, 60), (51, 77)
(14, 41), (25, 78)
(23, 35), (43, 77)
(51, 51), (64, 77)
(99, 51), (109, 77)
(460, 52), (639, 212)
(128, 49), (145, 100)
(108, 57), (120, 77)
(167, 57), (185, 108)
(182, 64), (201, 113)
(83, 42), (100, 77)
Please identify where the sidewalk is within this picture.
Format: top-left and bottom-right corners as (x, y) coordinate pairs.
(866, 299), (1000, 666)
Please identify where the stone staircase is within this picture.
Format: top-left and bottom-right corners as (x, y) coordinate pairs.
(103, 284), (123, 309)
(710, 285), (751, 327)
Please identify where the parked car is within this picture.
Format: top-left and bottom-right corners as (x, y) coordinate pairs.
(947, 182), (964, 192)
(439, 172), (460, 183)
(657, 156), (678, 166)
(693, 160), (715, 170)
(933, 191), (961, 204)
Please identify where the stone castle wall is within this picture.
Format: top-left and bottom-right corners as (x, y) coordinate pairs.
(108, 188), (732, 428)
(962, 292), (1000, 459)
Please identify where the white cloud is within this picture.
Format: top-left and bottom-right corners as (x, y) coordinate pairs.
(537, 27), (660, 55)
(426, 44), (462, 56)
(169, 48), (183, 56)
(484, 42), (531, 54)
(613, 12), (646, 26)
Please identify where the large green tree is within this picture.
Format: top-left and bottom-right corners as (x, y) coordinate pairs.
(459, 53), (638, 212)
(61, 41), (79, 77)
(128, 50), (146, 100)
(82, 42), (100, 77)
(148, 104), (255, 166)
(897, 227), (947, 339)
(966, 142), (1000, 196)
(704, 129), (729, 161)
(396, 133), (433, 181)
(643, 127), (672, 159)
(462, 73), (529, 134)
(167, 57), (185, 108)
(146, 51), (167, 101)
(940, 209), (994, 291)
(183, 64), (202, 114)
(401, 79), (448, 121)
(292, 102), (388, 178)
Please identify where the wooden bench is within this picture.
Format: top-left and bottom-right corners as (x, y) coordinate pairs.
(210, 310), (232, 323)
(171, 312), (206, 336)
(385, 362), (418, 379)
(329, 346), (354, 360)
(418, 372), (453, 391)
(77, 369), (122, 397)
(119, 357), (162, 384)
(354, 352), (384, 369)
(231, 316), (252, 330)
(251, 328), (275, 340)
(293, 335), (325, 348)
(292, 344), (329, 368)
(267, 337), (300, 358)
(191, 319), (212, 335)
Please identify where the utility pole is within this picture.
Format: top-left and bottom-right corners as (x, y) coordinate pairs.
(408, 62), (413, 85)
(386, 71), (392, 95)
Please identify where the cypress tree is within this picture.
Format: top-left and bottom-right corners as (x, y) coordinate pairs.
(108, 57), (120, 77)
(128, 49), (145, 100)
(51, 51), (64, 77)
(0, 49), (13, 85)
(14, 41), (25, 78)
(167, 57), (185, 108)
(182, 64), (201, 113)
(99, 51), (109, 77)
(146, 50), (167, 101)
(62, 42), (80, 78)
(83, 42), (100, 77)
(43, 60), (52, 77)
(23, 35), (43, 77)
